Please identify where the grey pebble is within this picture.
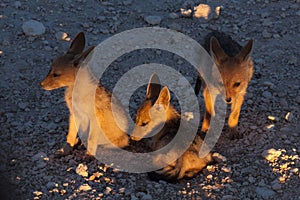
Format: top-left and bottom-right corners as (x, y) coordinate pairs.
(262, 30), (272, 39)
(46, 181), (56, 190)
(144, 15), (162, 25)
(123, 0), (133, 6)
(14, 1), (22, 8)
(22, 20), (45, 36)
(18, 102), (28, 110)
(168, 12), (179, 19)
(55, 31), (68, 40)
(262, 91), (272, 98)
(221, 195), (237, 200)
(255, 187), (276, 199)
(32, 152), (47, 161)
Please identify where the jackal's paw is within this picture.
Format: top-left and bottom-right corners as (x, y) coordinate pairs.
(228, 128), (241, 140)
(148, 167), (179, 183)
(54, 143), (73, 158)
(83, 152), (95, 162)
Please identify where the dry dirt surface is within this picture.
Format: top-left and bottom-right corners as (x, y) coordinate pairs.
(1, 0), (300, 199)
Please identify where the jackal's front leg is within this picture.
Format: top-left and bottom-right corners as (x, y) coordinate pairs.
(228, 95), (245, 139)
(55, 114), (78, 157)
(201, 87), (213, 133)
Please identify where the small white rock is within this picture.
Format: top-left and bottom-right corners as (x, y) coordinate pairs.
(285, 112), (293, 122)
(268, 115), (278, 122)
(22, 20), (46, 36)
(181, 8), (192, 18)
(55, 31), (68, 41)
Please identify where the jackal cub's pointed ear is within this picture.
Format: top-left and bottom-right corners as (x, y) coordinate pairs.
(67, 32), (86, 55)
(72, 46), (95, 67)
(146, 73), (161, 102)
(210, 36), (228, 66)
(155, 86), (171, 109)
(236, 39), (253, 62)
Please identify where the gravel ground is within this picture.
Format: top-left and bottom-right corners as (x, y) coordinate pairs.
(1, 0), (300, 199)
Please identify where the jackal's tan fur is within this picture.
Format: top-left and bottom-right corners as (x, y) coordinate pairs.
(40, 32), (129, 156)
(132, 74), (213, 182)
(195, 31), (254, 139)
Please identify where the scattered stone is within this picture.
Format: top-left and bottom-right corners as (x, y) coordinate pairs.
(168, 23), (182, 31)
(45, 46), (52, 51)
(221, 166), (231, 173)
(221, 195), (237, 200)
(271, 180), (282, 191)
(255, 187), (275, 199)
(247, 99), (253, 105)
(104, 186), (112, 194)
(22, 20), (45, 36)
(123, 0), (133, 6)
(33, 191), (43, 196)
(55, 31), (68, 41)
(279, 98), (288, 107)
(262, 19), (272, 27)
(207, 174), (213, 179)
(180, 8), (192, 18)
(262, 148), (281, 162)
(141, 193), (152, 200)
(268, 115), (278, 122)
(212, 153), (227, 163)
(32, 152), (47, 161)
(193, 4), (210, 19)
(248, 176), (255, 183)
(14, 1), (22, 8)
(76, 163), (88, 177)
(263, 81), (274, 87)
(18, 102), (28, 110)
(295, 96), (300, 104)
(182, 112), (194, 121)
(262, 30), (272, 39)
(46, 181), (56, 190)
(79, 184), (92, 191)
(262, 91), (272, 99)
(144, 15), (162, 25)
(291, 168), (299, 174)
(278, 176), (286, 183)
(168, 12), (179, 19)
(285, 112), (293, 122)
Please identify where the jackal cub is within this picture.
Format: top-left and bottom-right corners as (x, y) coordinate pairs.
(132, 73), (213, 182)
(40, 32), (129, 156)
(195, 31), (254, 139)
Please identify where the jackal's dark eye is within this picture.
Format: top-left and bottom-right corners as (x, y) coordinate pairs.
(141, 121), (148, 126)
(53, 72), (60, 77)
(233, 82), (241, 87)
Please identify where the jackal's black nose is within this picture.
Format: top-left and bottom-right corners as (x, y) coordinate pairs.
(225, 98), (232, 103)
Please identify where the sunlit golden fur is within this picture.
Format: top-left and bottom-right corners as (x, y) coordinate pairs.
(195, 31), (254, 139)
(132, 74), (213, 182)
(40, 32), (129, 156)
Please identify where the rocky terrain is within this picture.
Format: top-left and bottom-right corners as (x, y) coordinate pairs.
(0, 0), (300, 199)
